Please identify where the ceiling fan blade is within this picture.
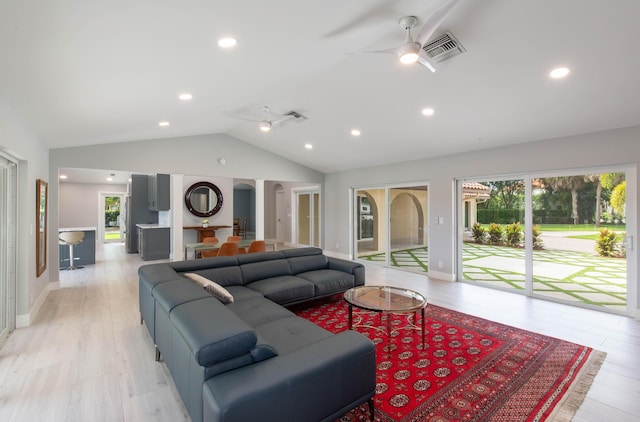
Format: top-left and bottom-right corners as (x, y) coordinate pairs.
(352, 45), (403, 56)
(417, 51), (437, 72)
(271, 114), (296, 127)
(414, 0), (462, 46)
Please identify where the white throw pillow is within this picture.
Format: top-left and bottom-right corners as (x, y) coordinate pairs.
(183, 273), (234, 304)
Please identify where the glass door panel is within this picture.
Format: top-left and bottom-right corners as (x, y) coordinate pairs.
(355, 188), (387, 264)
(313, 193), (319, 247)
(104, 195), (123, 242)
(532, 172), (627, 311)
(297, 193), (310, 245)
(461, 179), (525, 292)
(390, 186), (429, 272)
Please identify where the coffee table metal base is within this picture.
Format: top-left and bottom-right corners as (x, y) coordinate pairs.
(348, 304), (426, 346)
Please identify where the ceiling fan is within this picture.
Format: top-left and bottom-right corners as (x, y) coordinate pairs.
(231, 106), (305, 132)
(354, 0), (461, 72)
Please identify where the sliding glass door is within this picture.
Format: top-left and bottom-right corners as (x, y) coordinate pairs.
(0, 155), (17, 342)
(355, 183), (429, 272)
(458, 167), (632, 314)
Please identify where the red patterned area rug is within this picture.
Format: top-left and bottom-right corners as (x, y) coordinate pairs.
(293, 296), (606, 422)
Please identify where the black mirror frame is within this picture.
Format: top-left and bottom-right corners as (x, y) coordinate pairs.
(184, 181), (223, 217)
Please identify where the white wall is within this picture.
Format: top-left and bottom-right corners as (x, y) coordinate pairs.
(323, 126), (640, 314)
(0, 95), (50, 325)
(59, 182), (127, 228)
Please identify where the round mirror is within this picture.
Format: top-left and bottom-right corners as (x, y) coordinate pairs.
(184, 181), (223, 217)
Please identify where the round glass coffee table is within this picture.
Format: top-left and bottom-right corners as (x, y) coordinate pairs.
(344, 285), (427, 345)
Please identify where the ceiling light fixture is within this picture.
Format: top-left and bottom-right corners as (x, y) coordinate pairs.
(305, 143), (313, 149)
(59, 174), (67, 180)
(422, 108), (435, 116)
(106, 177), (113, 182)
(550, 67), (570, 79)
(351, 129), (361, 137)
(158, 121), (170, 127)
(218, 37), (237, 48)
(398, 44), (420, 64)
(259, 121), (272, 132)
(178, 93), (193, 100)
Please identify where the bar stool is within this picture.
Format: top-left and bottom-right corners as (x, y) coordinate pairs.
(59, 231), (85, 270)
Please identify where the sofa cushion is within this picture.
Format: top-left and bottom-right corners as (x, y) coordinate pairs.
(297, 269), (355, 296)
(236, 251), (285, 265)
(280, 247), (323, 258)
(184, 273), (234, 304)
(228, 296), (294, 327)
(170, 298), (258, 367)
(241, 259), (291, 284)
(287, 254), (329, 274)
(247, 276), (315, 305)
(255, 315), (333, 355)
(190, 266), (244, 288)
(225, 285), (264, 302)
(153, 279), (211, 314)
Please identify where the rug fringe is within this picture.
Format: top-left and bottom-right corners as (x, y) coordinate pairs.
(547, 350), (607, 421)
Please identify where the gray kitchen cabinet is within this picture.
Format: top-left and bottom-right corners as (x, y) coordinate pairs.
(148, 173), (170, 211)
(137, 225), (170, 260)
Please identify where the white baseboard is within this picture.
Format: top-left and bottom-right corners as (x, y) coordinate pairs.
(427, 270), (456, 282)
(16, 281), (58, 328)
(322, 249), (351, 260)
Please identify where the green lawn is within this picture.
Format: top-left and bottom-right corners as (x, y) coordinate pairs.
(536, 223), (626, 232)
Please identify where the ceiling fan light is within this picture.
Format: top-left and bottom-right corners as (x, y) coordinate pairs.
(259, 121), (272, 132)
(400, 52), (419, 64)
(398, 43), (420, 64)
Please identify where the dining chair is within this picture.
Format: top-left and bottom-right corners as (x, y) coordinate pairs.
(237, 217), (248, 239)
(216, 241), (239, 257)
(200, 236), (219, 258)
(247, 240), (266, 253)
(233, 217), (240, 236)
(227, 235), (242, 243)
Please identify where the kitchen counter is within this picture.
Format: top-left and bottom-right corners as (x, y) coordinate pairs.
(59, 227), (96, 269)
(136, 224), (170, 229)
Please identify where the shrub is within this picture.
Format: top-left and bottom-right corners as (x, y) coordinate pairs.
(504, 222), (523, 248)
(532, 225), (544, 250)
(596, 228), (618, 257)
(471, 223), (486, 244)
(488, 223), (503, 245)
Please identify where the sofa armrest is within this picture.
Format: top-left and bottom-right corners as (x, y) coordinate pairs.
(203, 330), (376, 422)
(327, 257), (365, 286)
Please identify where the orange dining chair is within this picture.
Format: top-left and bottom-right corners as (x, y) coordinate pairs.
(227, 235), (242, 243)
(200, 236), (219, 258)
(216, 241), (239, 257)
(247, 240), (266, 253)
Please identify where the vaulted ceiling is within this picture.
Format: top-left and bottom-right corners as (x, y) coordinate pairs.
(2, 0), (639, 174)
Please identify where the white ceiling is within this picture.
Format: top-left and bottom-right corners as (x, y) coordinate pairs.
(2, 0), (640, 174)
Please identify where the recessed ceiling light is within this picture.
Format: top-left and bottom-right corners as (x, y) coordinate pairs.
(158, 121), (170, 127)
(178, 93), (193, 100)
(305, 143), (313, 149)
(422, 108), (435, 116)
(59, 174), (67, 180)
(106, 177), (113, 182)
(550, 67), (570, 79)
(351, 129), (361, 137)
(218, 37), (237, 48)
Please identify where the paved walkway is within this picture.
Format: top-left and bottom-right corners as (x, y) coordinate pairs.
(360, 233), (627, 312)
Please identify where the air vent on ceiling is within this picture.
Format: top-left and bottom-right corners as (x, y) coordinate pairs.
(422, 31), (465, 63)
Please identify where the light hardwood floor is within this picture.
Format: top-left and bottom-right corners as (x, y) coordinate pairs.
(1, 243), (638, 421)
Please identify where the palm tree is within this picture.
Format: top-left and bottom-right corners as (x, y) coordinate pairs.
(584, 174), (602, 227)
